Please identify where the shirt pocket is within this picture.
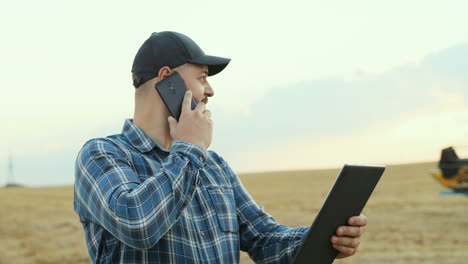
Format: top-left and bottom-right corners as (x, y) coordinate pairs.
(207, 186), (239, 233)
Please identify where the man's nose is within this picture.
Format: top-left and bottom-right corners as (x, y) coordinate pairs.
(205, 82), (214, 97)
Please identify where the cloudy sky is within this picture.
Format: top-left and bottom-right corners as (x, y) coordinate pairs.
(1, 0), (467, 186)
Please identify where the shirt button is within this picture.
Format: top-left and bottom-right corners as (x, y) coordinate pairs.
(220, 188), (225, 193)
(199, 156), (204, 162)
(200, 231), (205, 236)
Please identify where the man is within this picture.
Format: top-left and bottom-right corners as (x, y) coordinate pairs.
(74, 31), (367, 263)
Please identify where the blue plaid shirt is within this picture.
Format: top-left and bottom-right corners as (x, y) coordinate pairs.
(74, 119), (308, 263)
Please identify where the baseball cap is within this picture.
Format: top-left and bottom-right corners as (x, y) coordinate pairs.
(132, 31), (231, 88)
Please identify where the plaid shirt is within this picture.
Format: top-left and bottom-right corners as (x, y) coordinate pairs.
(74, 119), (308, 263)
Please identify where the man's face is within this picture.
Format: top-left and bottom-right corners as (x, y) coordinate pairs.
(174, 63), (213, 105)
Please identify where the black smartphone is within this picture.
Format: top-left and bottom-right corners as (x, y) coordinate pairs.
(155, 72), (197, 121)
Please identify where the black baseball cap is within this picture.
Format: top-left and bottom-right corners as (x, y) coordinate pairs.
(132, 31), (231, 88)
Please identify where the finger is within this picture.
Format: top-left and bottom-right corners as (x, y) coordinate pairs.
(204, 109), (212, 119)
(336, 226), (362, 237)
(168, 116), (177, 132)
(333, 244), (357, 258)
(195, 102), (206, 113)
(331, 235), (360, 248)
(348, 214), (368, 227)
(182, 91), (193, 112)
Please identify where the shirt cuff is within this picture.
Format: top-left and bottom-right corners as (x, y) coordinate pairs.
(299, 227), (310, 241)
(171, 140), (207, 168)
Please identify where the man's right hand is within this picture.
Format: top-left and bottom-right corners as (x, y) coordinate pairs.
(168, 91), (213, 150)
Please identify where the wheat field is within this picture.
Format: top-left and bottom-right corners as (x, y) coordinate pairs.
(1, 162), (467, 264)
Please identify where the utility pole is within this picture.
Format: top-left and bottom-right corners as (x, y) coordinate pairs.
(7, 150), (15, 186)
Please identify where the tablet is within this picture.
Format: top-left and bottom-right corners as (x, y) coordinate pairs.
(293, 164), (385, 264)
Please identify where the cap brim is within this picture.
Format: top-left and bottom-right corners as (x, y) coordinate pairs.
(189, 55), (231, 76)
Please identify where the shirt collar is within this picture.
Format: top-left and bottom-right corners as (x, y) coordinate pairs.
(122, 119), (168, 153)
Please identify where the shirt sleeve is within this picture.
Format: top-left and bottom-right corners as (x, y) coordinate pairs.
(217, 156), (310, 264)
(73, 138), (206, 250)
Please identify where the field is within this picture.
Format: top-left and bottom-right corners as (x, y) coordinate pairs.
(1, 161), (467, 263)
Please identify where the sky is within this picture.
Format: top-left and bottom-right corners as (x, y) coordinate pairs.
(1, 0), (467, 186)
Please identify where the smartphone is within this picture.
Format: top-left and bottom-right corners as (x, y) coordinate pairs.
(155, 72), (197, 121)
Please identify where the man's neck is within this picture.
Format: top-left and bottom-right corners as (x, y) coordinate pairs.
(133, 107), (173, 151)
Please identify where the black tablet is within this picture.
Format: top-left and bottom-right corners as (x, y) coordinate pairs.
(293, 164), (385, 264)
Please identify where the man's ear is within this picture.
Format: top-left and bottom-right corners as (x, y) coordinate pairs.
(157, 66), (173, 81)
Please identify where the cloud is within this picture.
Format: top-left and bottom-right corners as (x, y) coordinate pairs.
(217, 44), (468, 173)
(228, 89), (468, 172)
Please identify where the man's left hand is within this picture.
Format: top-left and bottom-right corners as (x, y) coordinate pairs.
(330, 214), (367, 259)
